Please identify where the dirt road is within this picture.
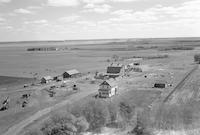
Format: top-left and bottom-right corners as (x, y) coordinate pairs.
(2, 88), (97, 135)
(163, 65), (199, 103)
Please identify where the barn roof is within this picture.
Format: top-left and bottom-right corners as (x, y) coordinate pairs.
(107, 63), (123, 74)
(110, 63), (123, 67)
(65, 69), (80, 75)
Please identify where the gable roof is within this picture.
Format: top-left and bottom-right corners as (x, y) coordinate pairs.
(100, 79), (117, 87)
(65, 69), (80, 75)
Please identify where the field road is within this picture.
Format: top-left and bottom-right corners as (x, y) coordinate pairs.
(163, 64), (199, 103)
(2, 88), (96, 135)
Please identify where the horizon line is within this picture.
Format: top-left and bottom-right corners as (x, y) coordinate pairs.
(0, 36), (200, 44)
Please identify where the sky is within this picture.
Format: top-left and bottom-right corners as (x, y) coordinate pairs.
(0, 0), (200, 41)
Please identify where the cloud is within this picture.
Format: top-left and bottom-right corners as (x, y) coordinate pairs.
(110, 0), (138, 2)
(111, 9), (133, 16)
(76, 21), (96, 27)
(0, 0), (11, 3)
(58, 15), (80, 23)
(24, 19), (48, 25)
(14, 8), (34, 14)
(48, 0), (80, 7)
(82, 0), (105, 4)
(93, 0), (200, 38)
(27, 6), (43, 10)
(109, 0), (200, 24)
(83, 4), (112, 13)
(0, 17), (6, 22)
(82, 0), (138, 4)
(110, 9), (157, 23)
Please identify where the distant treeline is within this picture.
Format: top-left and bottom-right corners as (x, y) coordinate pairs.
(159, 46), (194, 51)
(27, 47), (59, 51)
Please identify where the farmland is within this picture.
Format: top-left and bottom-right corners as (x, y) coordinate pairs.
(1, 37), (200, 135)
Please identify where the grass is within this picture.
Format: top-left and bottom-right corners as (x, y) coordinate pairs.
(136, 100), (200, 134)
(24, 89), (161, 135)
(0, 76), (35, 88)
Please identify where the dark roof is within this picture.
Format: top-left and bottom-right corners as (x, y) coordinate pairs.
(100, 79), (117, 87)
(107, 64), (123, 74)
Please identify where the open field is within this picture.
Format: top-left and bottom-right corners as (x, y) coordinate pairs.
(0, 76), (35, 90)
(1, 37), (200, 135)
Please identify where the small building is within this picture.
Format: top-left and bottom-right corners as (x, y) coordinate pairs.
(98, 79), (118, 98)
(53, 76), (63, 82)
(127, 63), (134, 68)
(134, 62), (140, 66)
(133, 67), (142, 72)
(41, 76), (53, 84)
(63, 69), (80, 78)
(106, 63), (124, 78)
(154, 80), (166, 88)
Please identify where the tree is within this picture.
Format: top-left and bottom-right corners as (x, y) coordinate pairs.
(119, 101), (135, 123)
(194, 54), (200, 63)
(75, 116), (89, 133)
(81, 100), (110, 131)
(112, 55), (119, 62)
(24, 129), (43, 135)
(41, 111), (89, 135)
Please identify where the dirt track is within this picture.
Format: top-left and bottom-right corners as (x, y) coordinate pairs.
(163, 65), (199, 103)
(2, 89), (96, 135)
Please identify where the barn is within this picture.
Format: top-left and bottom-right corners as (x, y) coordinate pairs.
(98, 79), (118, 98)
(63, 69), (80, 78)
(106, 63), (124, 78)
(41, 76), (53, 84)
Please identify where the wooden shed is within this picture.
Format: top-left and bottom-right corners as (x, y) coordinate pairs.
(41, 76), (53, 84)
(154, 80), (167, 88)
(63, 69), (80, 78)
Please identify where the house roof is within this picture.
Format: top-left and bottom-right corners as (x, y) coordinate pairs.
(42, 76), (53, 80)
(65, 69), (80, 75)
(100, 79), (117, 87)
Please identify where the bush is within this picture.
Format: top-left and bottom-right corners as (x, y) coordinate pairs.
(75, 116), (89, 133)
(112, 55), (119, 61)
(160, 46), (194, 51)
(107, 102), (118, 123)
(194, 54), (200, 63)
(24, 129), (43, 135)
(152, 101), (200, 130)
(118, 101), (135, 126)
(40, 111), (89, 135)
(80, 99), (111, 132)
